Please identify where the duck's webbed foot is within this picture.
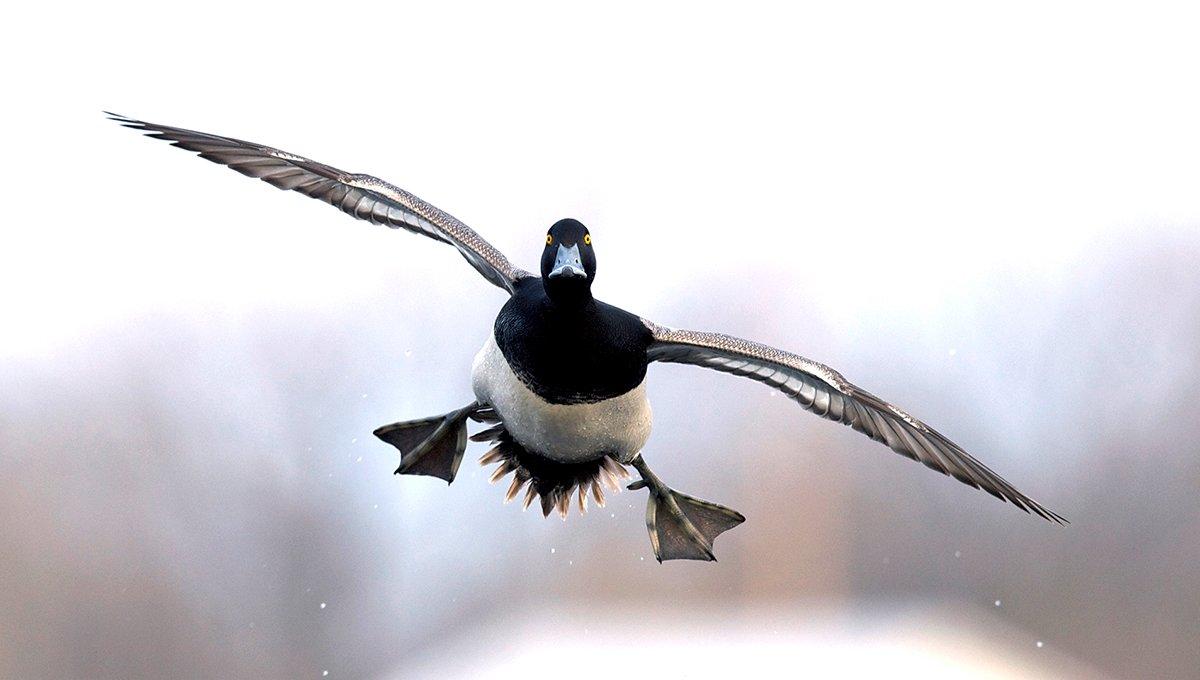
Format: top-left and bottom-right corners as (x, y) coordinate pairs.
(373, 402), (487, 483)
(628, 454), (745, 562)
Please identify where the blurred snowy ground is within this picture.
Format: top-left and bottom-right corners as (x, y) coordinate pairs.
(399, 603), (1111, 679)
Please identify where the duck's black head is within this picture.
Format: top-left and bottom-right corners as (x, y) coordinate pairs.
(540, 218), (596, 306)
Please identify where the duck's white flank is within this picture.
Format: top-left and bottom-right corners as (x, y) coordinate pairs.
(471, 334), (651, 464)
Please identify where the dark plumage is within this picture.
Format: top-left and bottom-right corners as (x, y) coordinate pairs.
(495, 285), (652, 405)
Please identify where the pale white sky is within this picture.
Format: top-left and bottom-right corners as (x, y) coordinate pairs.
(3, 1), (1199, 356)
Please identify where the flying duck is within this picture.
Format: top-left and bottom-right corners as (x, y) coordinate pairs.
(110, 113), (1066, 562)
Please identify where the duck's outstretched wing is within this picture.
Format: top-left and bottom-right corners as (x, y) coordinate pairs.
(643, 320), (1066, 523)
(108, 113), (533, 294)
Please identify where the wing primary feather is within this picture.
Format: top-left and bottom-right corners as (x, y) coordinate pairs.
(643, 321), (1067, 523)
(108, 112), (532, 293)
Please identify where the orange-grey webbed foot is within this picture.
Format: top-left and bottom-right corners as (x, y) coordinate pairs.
(374, 402), (482, 483)
(628, 454), (745, 562)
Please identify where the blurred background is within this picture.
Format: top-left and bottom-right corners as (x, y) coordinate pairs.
(2, 2), (1198, 678)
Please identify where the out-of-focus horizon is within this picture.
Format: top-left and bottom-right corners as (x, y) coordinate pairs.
(3, 2), (1199, 678)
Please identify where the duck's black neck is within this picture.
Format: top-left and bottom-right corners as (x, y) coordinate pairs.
(542, 278), (593, 308)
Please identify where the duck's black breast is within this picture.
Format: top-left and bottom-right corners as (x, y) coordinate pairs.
(493, 278), (654, 405)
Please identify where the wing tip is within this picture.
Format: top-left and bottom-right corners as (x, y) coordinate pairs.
(1037, 505), (1070, 525)
(1006, 492), (1069, 525)
(104, 110), (150, 131)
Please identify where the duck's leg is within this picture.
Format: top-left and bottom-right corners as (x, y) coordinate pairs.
(627, 454), (745, 562)
(373, 402), (487, 484)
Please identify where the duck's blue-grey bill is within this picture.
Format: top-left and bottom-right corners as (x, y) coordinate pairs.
(549, 243), (586, 278)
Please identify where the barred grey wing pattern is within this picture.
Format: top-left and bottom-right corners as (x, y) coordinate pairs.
(643, 320), (1066, 523)
(108, 113), (533, 293)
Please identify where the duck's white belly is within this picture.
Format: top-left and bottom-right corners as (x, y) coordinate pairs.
(471, 334), (651, 463)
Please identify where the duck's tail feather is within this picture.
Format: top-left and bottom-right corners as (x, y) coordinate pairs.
(474, 419), (626, 519)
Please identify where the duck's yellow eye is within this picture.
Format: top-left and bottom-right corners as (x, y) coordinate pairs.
(583, 233), (591, 245)
(546, 234), (553, 245)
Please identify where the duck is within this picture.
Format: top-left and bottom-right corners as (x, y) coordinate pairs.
(110, 113), (1066, 562)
